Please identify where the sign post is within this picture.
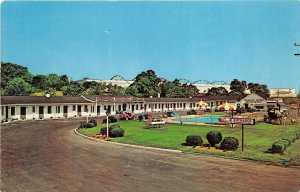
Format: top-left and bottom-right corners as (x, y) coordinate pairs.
(242, 124), (244, 151)
(231, 118), (255, 151)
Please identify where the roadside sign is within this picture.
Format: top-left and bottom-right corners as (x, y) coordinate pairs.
(230, 118), (255, 152)
(231, 118), (255, 125)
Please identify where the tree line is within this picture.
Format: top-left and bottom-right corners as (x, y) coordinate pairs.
(1, 62), (270, 97)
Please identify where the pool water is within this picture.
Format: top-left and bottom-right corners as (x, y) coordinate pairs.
(177, 116), (224, 124)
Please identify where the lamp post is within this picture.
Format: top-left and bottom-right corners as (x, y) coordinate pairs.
(106, 110), (110, 138)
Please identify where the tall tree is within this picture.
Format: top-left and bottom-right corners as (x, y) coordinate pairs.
(1, 62), (33, 88)
(247, 83), (270, 97)
(207, 87), (229, 96)
(3, 77), (32, 96)
(162, 79), (198, 98)
(128, 70), (160, 97)
(125, 85), (142, 97)
(106, 84), (126, 96)
(61, 82), (84, 96)
(59, 75), (70, 87)
(229, 79), (247, 95)
(32, 75), (48, 90)
(46, 74), (61, 90)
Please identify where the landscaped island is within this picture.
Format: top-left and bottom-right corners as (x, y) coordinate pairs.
(78, 120), (300, 166)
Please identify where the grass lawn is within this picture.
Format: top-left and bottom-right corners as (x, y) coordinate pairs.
(78, 120), (300, 165)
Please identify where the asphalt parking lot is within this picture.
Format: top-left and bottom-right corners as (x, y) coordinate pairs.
(1, 119), (300, 192)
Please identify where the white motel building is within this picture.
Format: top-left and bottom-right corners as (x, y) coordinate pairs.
(0, 93), (284, 123)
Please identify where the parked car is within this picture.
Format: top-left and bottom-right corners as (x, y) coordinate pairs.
(119, 111), (135, 120)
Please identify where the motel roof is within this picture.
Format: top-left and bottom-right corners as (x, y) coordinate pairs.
(1, 96), (92, 105)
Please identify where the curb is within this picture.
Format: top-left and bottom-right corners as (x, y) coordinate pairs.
(74, 128), (182, 154)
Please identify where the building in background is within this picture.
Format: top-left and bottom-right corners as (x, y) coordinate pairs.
(270, 88), (297, 98)
(77, 78), (231, 93)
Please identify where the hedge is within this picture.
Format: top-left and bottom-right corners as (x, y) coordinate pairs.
(185, 135), (203, 147)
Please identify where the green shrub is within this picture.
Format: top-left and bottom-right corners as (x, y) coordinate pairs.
(102, 118), (111, 123)
(185, 135), (203, 146)
(86, 122), (96, 128)
(79, 121), (87, 128)
(102, 116), (118, 123)
(100, 124), (124, 137)
(110, 124), (120, 129)
(206, 131), (222, 147)
(111, 128), (125, 137)
(89, 119), (97, 126)
(109, 116), (118, 123)
(272, 139), (290, 154)
(220, 137), (239, 151)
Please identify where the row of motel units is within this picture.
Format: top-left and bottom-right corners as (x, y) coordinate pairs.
(1, 93), (278, 123)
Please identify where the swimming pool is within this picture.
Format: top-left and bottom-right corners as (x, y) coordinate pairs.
(177, 115), (225, 124)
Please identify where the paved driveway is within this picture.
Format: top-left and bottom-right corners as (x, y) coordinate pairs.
(1, 119), (300, 192)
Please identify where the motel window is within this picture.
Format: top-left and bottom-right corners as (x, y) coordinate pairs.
(32, 106), (35, 113)
(11, 107), (15, 116)
(48, 106), (52, 114)
(84, 105), (88, 112)
(73, 105), (76, 111)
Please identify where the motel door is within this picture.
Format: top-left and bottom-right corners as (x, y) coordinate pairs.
(97, 106), (101, 115)
(20, 107), (26, 120)
(39, 106), (44, 119)
(63, 106), (68, 118)
(107, 105), (111, 113)
(122, 104), (127, 111)
(77, 105), (82, 116)
(5, 106), (9, 120)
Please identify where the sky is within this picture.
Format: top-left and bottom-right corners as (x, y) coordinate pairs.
(1, 1), (300, 91)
